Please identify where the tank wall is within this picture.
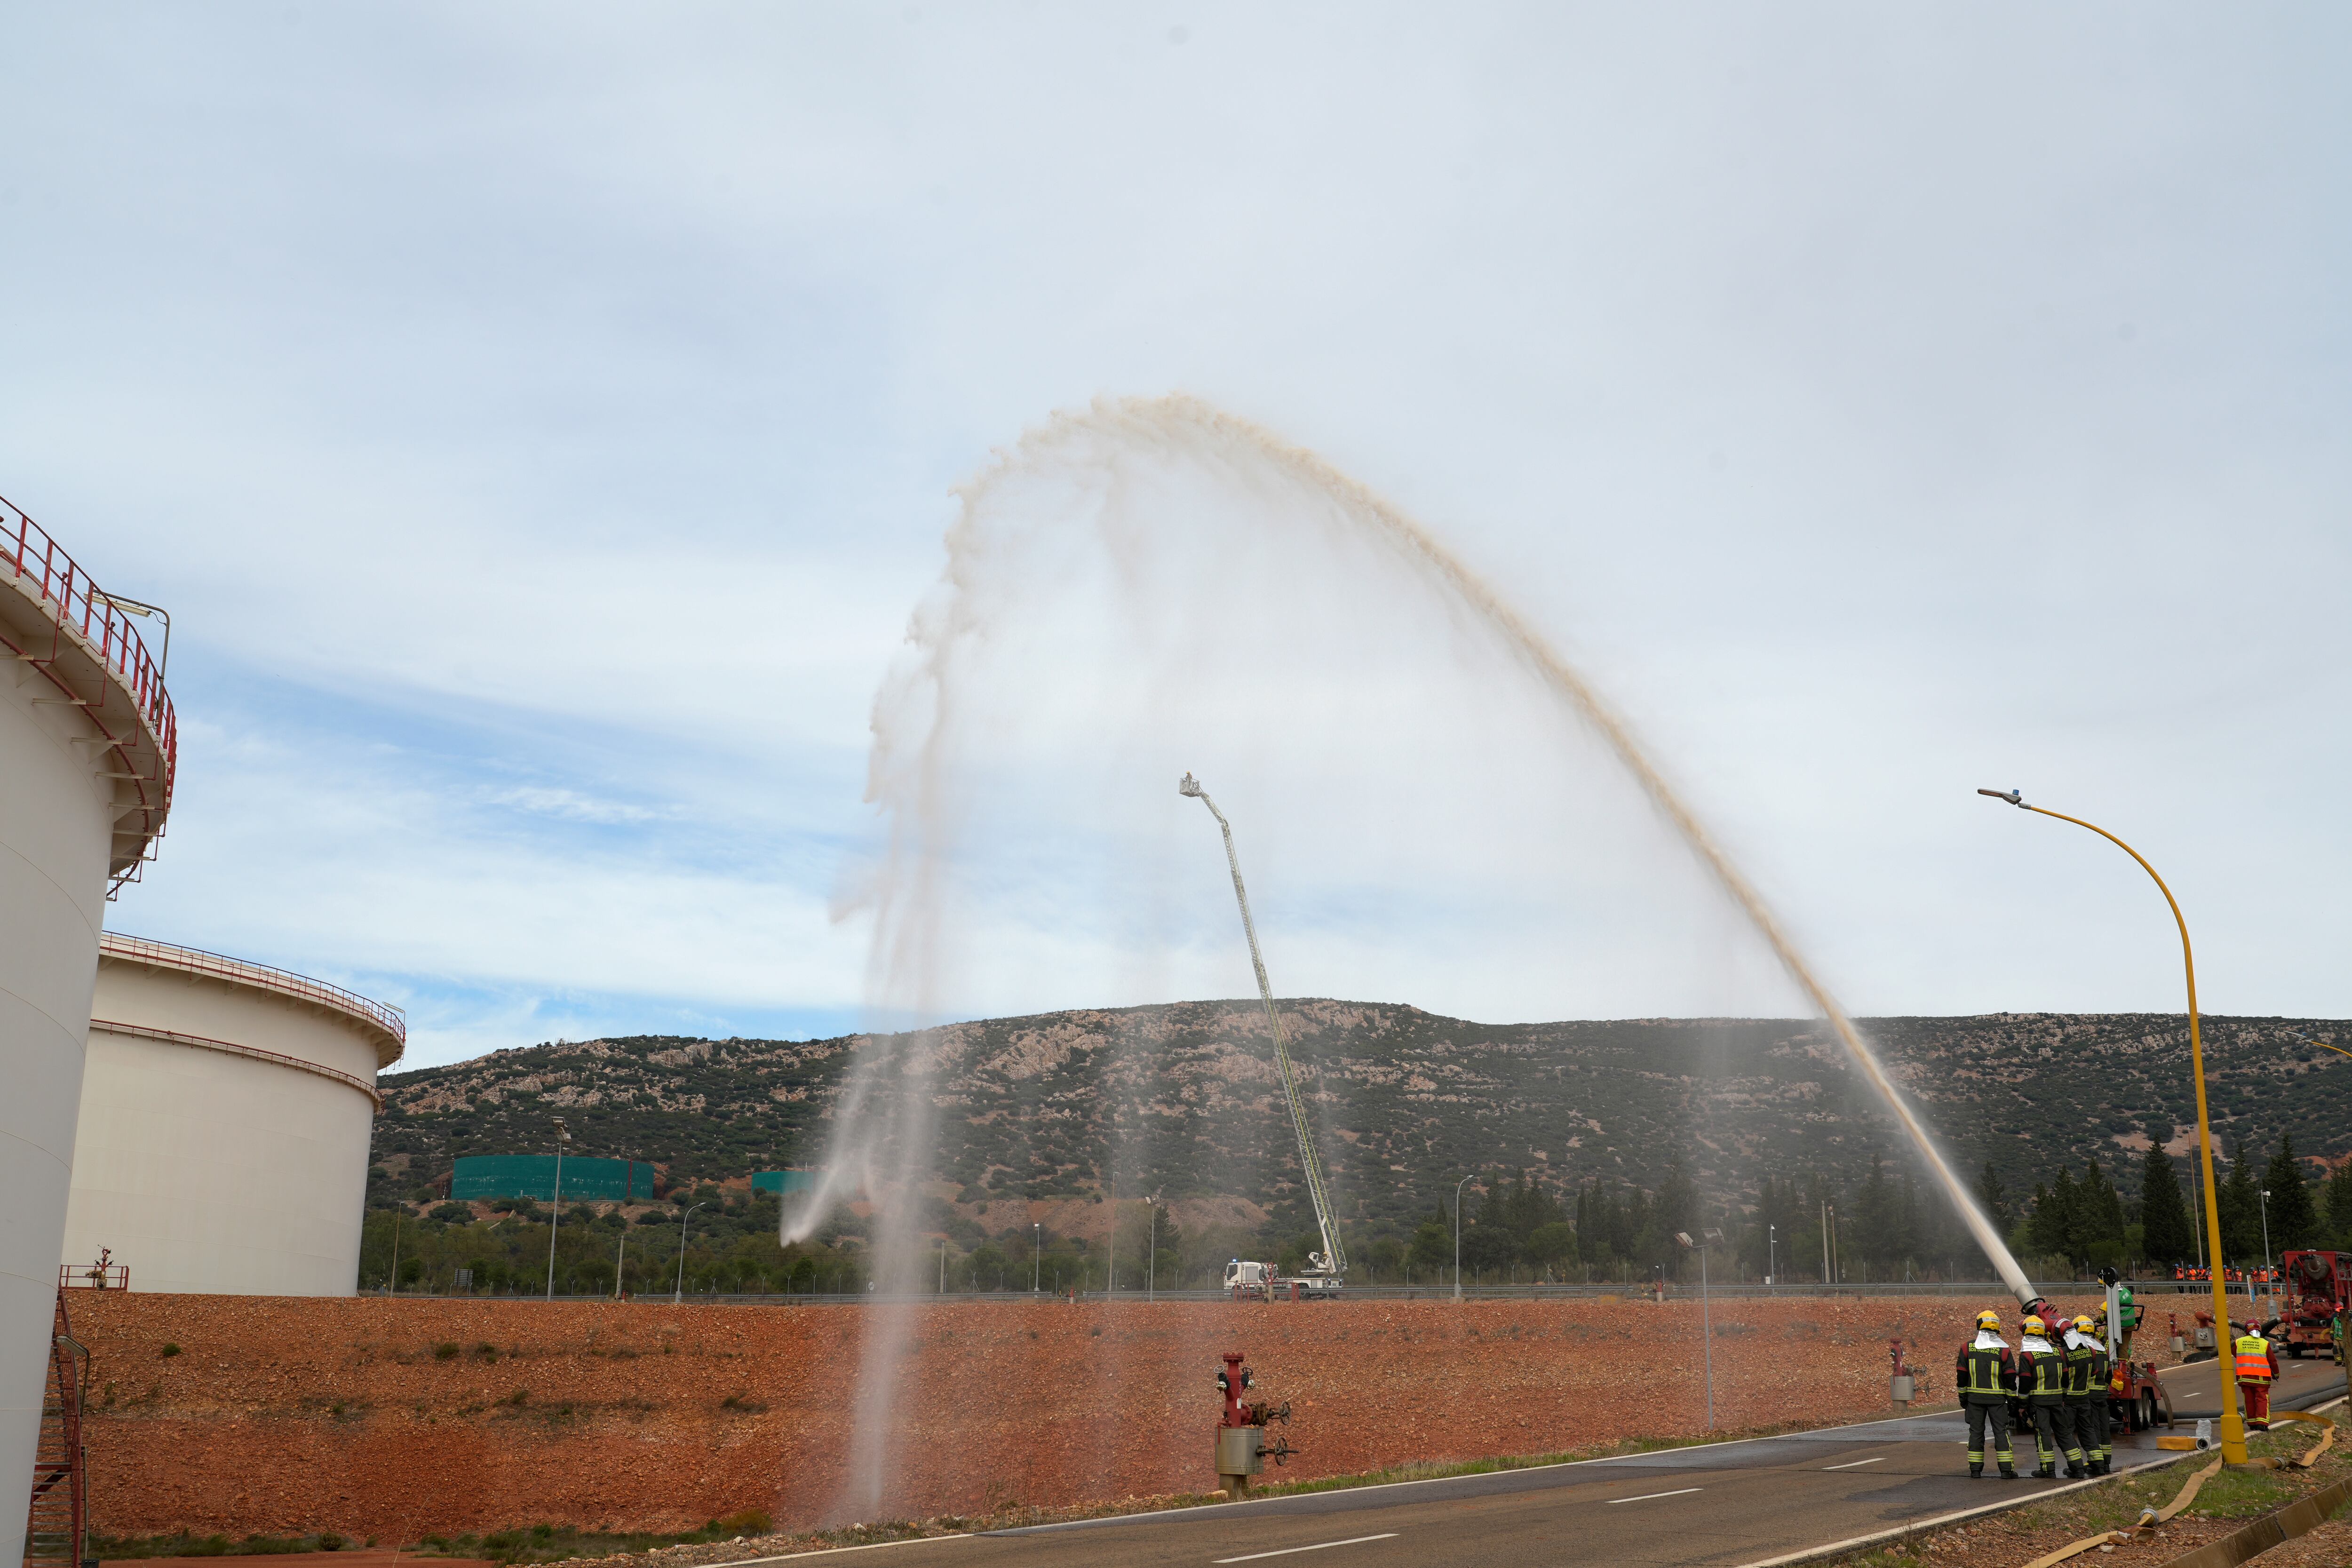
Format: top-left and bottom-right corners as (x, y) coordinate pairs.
(0, 675), (111, 1565)
(62, 1027), (376, 1297)
(87, 960), (387, 1078)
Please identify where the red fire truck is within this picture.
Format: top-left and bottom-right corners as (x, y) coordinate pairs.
(2277, 1250), (2351, 1360)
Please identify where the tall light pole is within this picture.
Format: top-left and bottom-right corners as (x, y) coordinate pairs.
(1145, 1195), (1160, 1303)
(1768, 1224), (1776, 1287)
(1033, 1223), (1041, 1294)
(1978, 787), (2248, 1465)
(673, 1201), (705, 1304)
(1821, 1202), (1832, 1285)
(545, 1117), (569, 1299)
(1677, 1228), (1724, 1429)
(1454, 1173), (1477, 1302)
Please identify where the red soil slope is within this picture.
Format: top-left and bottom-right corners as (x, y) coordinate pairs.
(78, 1292), (2129, 1540)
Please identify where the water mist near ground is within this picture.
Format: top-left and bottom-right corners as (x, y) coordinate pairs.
(787, 392), (2031, 1520)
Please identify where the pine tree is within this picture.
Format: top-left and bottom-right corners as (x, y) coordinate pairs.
(2140, 1145), (2193, 1266)
(2265, 1133), (2319, 1251)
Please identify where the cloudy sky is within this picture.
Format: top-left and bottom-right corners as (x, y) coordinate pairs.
(6, 5), (2345, 1069)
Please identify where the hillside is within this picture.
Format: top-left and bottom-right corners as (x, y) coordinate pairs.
(369, 1002), (2351, 1247)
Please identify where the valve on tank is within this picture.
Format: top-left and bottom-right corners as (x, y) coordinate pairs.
(1215, 1351), (1296, 1498)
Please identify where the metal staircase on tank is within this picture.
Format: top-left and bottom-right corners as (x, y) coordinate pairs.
(23, 1287), (91, 1568)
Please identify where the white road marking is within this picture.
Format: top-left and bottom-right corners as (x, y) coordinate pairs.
(1823, 1456), (1885, 1470)
(1213, 1534), (1400, 1563)
(1607, 1487), (1703, 1504)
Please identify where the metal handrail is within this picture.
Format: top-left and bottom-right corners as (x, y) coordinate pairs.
(90, 1016), (385, 1106)
(0, 492), (176, 779)
(100, 932), (407, 1048)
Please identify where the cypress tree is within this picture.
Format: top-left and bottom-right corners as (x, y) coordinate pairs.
(2219, 1141), (2264, 1264)
(2026, 1176), (2070, 1261)
(2324, 1158), (2352, 1248)
(2080, 1158), (2126, 1246)
(1975, 1162), (2015, 1236)
(2140, 1145), (2193, 1266)
(2265, 1133), (2319, 1251)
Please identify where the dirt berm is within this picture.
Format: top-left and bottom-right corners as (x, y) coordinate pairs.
(78, 1291), (2125, 1539)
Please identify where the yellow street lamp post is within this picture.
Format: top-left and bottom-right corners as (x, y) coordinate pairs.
(1977, 788), (2248, 1465)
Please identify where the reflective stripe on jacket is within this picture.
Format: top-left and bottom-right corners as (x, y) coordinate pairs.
(1957, 1344), (2009, 1397)
(2235, 1335), (2274, 1384)
(2019, 1349), (2064, 1402)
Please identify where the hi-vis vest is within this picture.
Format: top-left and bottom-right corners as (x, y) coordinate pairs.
(2235, 1334), (2274, 1384)
(1960, 1345), (2006, 1397)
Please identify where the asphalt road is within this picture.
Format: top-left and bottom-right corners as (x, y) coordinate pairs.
(764, 1359), (2347, 1568)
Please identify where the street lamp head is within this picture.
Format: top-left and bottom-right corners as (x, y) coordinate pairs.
(1178, 772), (1204, 798)
(1977, 788), (2026, 807)
(1675, 1232), (1694, 1249)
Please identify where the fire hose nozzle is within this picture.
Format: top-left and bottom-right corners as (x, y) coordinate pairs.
(1977, 788), (2025, 806)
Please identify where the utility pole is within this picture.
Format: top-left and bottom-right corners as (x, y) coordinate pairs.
(1768, 1223), (1776, 1286)
(1145, 1195), (1160, 1302)
(545, 1116), (569, 1299)
(1033, 1223), (1041, 1293)
(1821, 1202), (1831, 1285)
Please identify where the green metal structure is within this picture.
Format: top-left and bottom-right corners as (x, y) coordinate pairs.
(450, 1154), (652, 1202)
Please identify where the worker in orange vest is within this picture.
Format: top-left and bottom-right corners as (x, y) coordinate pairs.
(2233, 1324), (2278, 1430)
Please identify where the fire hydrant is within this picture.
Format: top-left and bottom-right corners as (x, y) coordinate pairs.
(1215, 1351), (1295, 1498)
(1889, 1337), (1919, 1409)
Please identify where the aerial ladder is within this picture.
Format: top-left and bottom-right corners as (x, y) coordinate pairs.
(1180, 773), (1345, 1297)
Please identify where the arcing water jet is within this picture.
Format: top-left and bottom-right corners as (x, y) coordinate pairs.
(1098, 394), (2034, 1305)
(798, 391), (2035, 1518)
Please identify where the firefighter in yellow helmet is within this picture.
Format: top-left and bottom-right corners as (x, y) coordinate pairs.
(2016, 1313), (2086, 1479)
(2063, 1315), (2112, 1475)
(1955, 1308), (2019, 1478)
(2234, 1321), (2278, 1430)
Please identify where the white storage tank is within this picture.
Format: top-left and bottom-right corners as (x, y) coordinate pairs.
(62, 935), (405, 1296)
(0, 495), (175, 1565)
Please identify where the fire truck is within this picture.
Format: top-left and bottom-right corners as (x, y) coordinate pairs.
(2277, 1250), (2351, 1360)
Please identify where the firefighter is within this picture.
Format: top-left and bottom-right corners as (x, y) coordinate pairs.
(1956, 1308), (2019, 1478)
(2234, 1323), (2277, 1430)
(2064, 1315), (2112, 1475)
(2017, 1314), (2085, 1479)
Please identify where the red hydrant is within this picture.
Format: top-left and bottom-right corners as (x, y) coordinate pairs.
(1214, 1352), (1295, 1499)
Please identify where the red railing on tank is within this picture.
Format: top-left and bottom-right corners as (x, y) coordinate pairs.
(0, 492), (176, 764)
(99, 932), (408, 1048)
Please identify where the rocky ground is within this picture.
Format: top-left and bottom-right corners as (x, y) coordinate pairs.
(78, 1289), (2144, 1544)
